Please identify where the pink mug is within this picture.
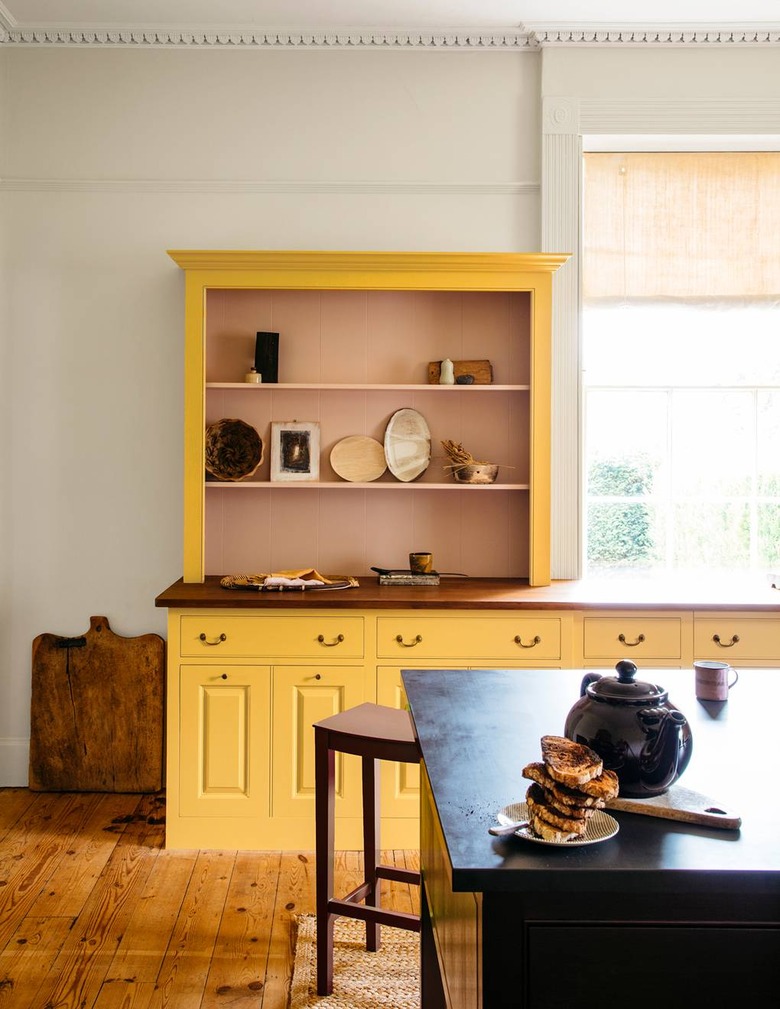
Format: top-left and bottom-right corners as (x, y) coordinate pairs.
(694, 660), (739, 701)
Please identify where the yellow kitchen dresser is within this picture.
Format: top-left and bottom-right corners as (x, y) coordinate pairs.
(157, 250), (779, 851)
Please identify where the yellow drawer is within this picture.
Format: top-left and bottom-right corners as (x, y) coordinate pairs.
(179, 615), (364, 659)
(583, 617), (682, 660)
(694, 615), (780, 661)
(376, 616), (561, 661)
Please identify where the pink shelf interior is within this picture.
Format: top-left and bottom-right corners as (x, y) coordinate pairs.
(204, 288), (532, 578)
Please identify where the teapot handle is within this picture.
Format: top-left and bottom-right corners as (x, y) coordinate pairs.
(580, 671), (602, 697)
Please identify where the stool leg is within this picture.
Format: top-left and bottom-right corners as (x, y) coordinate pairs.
(315, 730), (335, 996)
(362, 754), (380, 952)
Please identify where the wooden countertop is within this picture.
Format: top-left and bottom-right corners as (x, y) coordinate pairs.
(155, 574), (780, 611)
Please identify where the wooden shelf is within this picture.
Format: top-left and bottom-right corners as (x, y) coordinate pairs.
(205, 481), (530, 490)
(206, 382), (529, 391)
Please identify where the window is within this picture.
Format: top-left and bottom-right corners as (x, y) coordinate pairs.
(582, 152), (780, 577)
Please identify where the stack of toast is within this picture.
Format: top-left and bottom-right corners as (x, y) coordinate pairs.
(522, 735), (620, 842)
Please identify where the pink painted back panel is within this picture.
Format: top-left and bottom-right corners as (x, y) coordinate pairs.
(203, 288), (532, 578)
(205, 487), (527, 578)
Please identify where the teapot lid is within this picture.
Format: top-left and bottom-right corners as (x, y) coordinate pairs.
(587, 660), (667, 702)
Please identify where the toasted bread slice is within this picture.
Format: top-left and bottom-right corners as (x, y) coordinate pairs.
(522, 761), (607, 809)
(538, 787), (596, 820)
(527, 808), (580, 843)
(525, 784), (588, 834)
(575, 768), (619, 801)
(540, 735), (603, 787)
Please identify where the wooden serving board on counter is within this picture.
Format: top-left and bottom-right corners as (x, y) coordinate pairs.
(608, 784), (741, 830)
(30, 615), (165, 792)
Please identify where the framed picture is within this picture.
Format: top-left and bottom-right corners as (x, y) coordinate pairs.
(270, 421), (320, 482)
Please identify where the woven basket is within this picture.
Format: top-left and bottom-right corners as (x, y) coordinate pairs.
(205, 418), (264, 481)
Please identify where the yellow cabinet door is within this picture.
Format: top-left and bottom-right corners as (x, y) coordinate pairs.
(271, 665), (365, 820)
(377, 668), (421, 821)
(179, 664), (270, 818)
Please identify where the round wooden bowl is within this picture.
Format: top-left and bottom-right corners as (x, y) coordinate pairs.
(205, 418), (264, 481)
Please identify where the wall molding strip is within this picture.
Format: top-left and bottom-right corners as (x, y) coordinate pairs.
(0, 178), (538, 196)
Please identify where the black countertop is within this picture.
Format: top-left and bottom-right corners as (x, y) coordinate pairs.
(402, 666), (780, 896)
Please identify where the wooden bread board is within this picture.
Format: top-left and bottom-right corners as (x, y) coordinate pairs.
(30, 615), (165, 792)
(428, 359), (493, 384)
(607, 784), (741, 830)
(330, 435), (387, 482)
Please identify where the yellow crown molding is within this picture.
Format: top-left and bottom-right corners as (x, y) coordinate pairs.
(167, 249), (571, 286)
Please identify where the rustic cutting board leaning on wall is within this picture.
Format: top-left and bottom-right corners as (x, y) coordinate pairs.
(30, 615), (165, 791)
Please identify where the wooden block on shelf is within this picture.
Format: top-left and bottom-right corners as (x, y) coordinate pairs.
(428, 359), (493, 384)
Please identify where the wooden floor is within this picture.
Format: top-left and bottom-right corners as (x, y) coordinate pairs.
(0, 789), (420, 1009)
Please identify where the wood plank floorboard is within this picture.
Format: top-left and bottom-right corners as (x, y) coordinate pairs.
(0, 789), (420, 1009)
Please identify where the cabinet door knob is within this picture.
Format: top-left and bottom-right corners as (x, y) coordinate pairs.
(618, 633), (645, 647)
(317, 633), (345, 647)
(221, 673), (228, 680)
(713, 633), (740, 648)
(514, 635), (541, 648)
(396, 634), (423, 648)
(199, 632), (227, 645)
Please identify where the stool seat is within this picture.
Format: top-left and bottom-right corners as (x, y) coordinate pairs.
(314, 702), (421, 996)
(314, 701), (419, 760)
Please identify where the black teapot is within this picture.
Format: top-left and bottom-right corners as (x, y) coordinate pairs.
(564, 660), (693, 798)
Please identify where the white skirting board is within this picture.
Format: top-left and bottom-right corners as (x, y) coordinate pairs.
(0, 738), (30, 787)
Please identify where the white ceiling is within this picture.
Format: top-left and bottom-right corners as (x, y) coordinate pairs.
(2, 0), (780, 30)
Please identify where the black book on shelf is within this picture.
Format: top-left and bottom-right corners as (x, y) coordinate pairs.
(255, 332), (280, 383)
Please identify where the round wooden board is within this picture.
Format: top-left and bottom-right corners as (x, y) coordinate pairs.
(330, 435), (387, 482)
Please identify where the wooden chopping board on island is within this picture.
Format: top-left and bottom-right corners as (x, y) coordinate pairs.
(608, 784), (741, 830)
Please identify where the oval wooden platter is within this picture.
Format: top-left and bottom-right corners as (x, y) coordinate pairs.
(384, 408), (431, 482)
(330, 435), (387, 482)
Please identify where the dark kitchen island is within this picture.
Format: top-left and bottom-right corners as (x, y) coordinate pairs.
(402, 666), (780, 1009)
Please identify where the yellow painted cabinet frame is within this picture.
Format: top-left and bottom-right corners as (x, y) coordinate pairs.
(169, 250), (569, 587)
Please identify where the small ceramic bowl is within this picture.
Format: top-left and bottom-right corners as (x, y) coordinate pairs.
(452, 463), (499, 484)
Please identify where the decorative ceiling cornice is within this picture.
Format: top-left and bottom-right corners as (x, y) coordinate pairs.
(524, 22), (780, 46)
(0, 19), (778, 49)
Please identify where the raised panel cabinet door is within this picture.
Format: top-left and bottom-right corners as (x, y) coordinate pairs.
(179, 664), (270, 818)
(271, 665), (365, 820)
(376, 667), (421, 820)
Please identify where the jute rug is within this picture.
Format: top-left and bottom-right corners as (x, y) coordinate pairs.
(289, 915), (420, 1008)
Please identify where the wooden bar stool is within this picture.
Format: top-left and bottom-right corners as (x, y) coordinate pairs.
(313, 702), (421, 996)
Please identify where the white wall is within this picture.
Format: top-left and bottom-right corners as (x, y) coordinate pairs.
(1, 47), (541, 783)
(5, 41), (778, 785)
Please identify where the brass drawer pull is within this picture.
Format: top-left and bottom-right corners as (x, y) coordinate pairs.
(199, 632), (227, 646)
(396, 634), (423, 648)
(317, 633), (345, 647)
(514, 635), (541, 648)
(713, 633), (740, 648)
(618, 633), (645, 647)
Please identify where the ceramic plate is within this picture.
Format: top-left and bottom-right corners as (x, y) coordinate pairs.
(330, 436), (387, 482)
(384, 408), (431, 482)
(498, 801), (619, 847)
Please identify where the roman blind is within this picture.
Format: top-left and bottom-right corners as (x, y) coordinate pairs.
(583, 152), (780, 300)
